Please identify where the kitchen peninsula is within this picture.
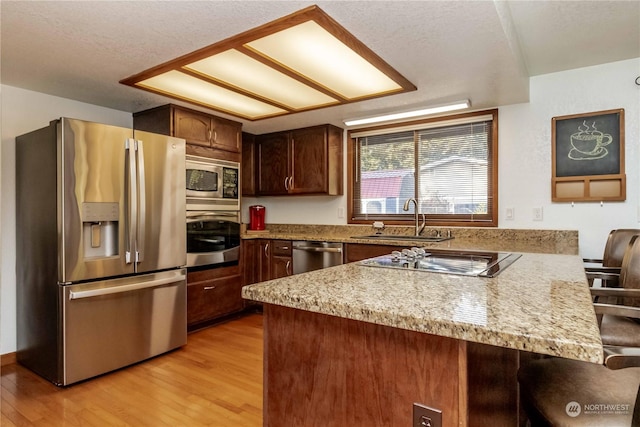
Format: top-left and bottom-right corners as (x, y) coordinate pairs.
(242, 251), (602, 427)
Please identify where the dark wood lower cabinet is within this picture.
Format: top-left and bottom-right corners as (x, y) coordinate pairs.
(187, 264), (243, 330)
(242, 239), (292, 285)
(343, 243), (400, 263)
(270, 240), (292, 279)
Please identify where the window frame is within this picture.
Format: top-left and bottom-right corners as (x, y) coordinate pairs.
(347, 109), (499, 227)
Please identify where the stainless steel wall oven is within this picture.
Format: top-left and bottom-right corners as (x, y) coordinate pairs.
(186, 211), (240, 268)
(185, 155), (241, 269)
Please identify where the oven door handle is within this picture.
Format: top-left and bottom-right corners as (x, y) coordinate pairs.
(187, 211), (237, 217)
(186, 211), (240, 222)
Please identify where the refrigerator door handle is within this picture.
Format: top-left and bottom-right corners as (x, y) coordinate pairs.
(68, 271), (186, 300)
(125, 139), (137, 264)
(136, 139), (146, 264)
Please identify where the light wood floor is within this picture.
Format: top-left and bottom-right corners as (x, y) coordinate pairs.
(1, 313), (263, 426)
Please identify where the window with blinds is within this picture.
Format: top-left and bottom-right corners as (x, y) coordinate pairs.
(350, 109), (498, 226)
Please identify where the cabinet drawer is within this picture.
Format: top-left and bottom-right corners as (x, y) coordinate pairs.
(187, 274), (243, 326)
(272, 240), (292, 256)
(187, 264), (239, 284)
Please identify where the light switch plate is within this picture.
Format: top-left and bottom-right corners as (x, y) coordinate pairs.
(533, 207), (543, 221)
(505, 207), (514, 220)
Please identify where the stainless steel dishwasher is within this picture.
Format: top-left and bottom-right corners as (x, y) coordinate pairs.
(292, 241), (344, 274)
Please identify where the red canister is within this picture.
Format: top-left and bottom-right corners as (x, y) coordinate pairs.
(249, 205), (266, 230)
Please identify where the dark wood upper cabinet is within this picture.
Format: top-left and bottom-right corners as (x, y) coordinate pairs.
(257, 132), (291, 196)
(174, 108), (211, 147)
(252, 124), (343, 197)
(133, 104), (241, 162)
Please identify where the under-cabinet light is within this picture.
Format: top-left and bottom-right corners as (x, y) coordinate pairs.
(343, 100), (471, 127)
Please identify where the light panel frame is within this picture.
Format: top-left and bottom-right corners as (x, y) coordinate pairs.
(120, 5), (416, 121)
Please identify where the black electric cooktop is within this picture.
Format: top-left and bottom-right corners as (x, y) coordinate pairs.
(359, 248), (522, 278)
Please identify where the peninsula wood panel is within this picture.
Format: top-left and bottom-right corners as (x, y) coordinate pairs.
(263, 304), (463, 427)
(466, 342), (519, 427)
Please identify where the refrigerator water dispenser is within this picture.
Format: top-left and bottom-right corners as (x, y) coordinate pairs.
(82, 202), (119, 258)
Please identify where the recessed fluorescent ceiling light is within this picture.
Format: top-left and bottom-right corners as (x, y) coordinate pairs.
(120, 5), (415, 121)
(343, 100), (471, 127)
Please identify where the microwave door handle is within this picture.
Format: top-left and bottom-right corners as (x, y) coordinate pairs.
(136, 140), (146, 263)
(125, 139), (137, 265)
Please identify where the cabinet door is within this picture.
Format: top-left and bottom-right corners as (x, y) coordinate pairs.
(260, 240), (272, 281)
(290, 126), (328, 194)
(242, 239), (262, 285)
(241, 133), (256, 196)
(257, 133), (290, 195)
(271, 256), (292, 279)
(174, 108), (211, 147)
(212, 117), (241, 153)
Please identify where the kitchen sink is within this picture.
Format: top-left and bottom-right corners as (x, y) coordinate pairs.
(351, 234), (454, 243)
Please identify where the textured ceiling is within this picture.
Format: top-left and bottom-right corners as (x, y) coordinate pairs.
(2, 1), (638, 134)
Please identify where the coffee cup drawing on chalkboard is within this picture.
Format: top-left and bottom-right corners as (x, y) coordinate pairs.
(568, 120), (613, 160)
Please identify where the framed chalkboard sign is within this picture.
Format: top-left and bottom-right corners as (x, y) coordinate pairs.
(552, 109), (625, 202)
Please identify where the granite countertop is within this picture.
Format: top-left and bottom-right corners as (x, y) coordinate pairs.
(242, 252), (603, 363)
(242, 224), (579, 255)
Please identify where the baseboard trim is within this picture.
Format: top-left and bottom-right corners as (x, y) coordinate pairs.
(1, 352), (16, 367)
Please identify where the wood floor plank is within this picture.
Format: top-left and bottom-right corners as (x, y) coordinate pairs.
(1, 313), (263, 426)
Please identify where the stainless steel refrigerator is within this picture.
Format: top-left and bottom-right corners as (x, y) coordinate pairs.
(16, 118), (187, 386)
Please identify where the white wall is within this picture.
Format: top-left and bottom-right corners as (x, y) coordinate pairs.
(2, 58), (639, 355)
(1, 85), (133, 355)
(245, 58), (640, 261)
(499, 59), (640, 259)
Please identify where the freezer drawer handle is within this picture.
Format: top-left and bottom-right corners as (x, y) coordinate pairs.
(68, 273), (186, 300)
(293, 246), (342, 253)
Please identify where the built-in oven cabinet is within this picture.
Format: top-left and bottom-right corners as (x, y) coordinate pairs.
(187, 264), (243, 330)
(133, 104), (241, 162)
(246, 124), (343, 196)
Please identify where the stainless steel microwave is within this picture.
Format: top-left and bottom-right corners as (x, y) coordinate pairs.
(185, 155), (239, 211)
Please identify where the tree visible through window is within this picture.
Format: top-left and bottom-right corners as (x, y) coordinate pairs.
(349, 109), (498, 226)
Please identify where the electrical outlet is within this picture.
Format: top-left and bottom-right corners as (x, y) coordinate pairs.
(533, 207), (543, 221)
(505, 207), (514, 220)
(413, 403), (441, 427)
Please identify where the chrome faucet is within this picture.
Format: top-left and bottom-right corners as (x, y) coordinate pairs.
(403, 198), (426, 236)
